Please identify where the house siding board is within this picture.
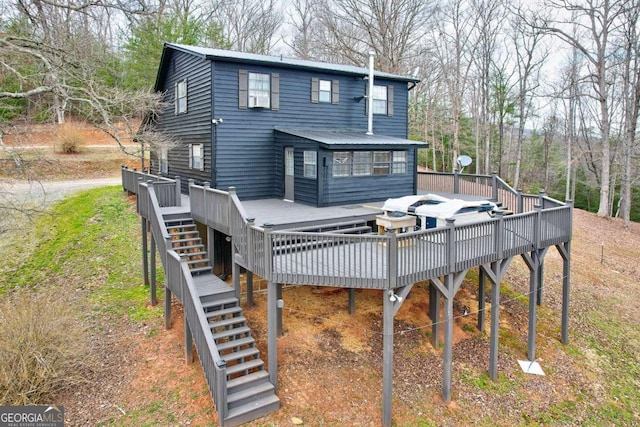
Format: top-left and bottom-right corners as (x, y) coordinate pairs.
(153, 50), (212, 190)
(212, 60), (411, 200)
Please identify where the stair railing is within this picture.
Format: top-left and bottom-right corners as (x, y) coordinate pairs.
(143, 182), (173, 266)
(166, 250), (228, 422)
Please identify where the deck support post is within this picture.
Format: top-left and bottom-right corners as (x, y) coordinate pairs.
(382, 288), (394, 427)
(184, 316), (193, 364)
(477, 268), (486, 332)
(429, 282), (440, 347)
(537, 260), (544, 306)
(267, 281), (278, 390)
(557, 240), (571, 345)
(525, 251), (540, 361)
(246, 271), (254, 307)
(164, 286), (172, 330)
(232, 255), (240, 300)
(150, 233), (157, 306)
(348, 288), (355, 315)
(488, 260), (500, 381)
(142, 217), (149, 287)
(277, 283), (283, 337)
(207, 227), (216, 272)
(442, 274), (454, 403)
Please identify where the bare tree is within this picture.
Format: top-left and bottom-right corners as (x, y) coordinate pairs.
(510, 7), (548, 190)
(212, 0), (283, 54)
(531, 0), (630, 217)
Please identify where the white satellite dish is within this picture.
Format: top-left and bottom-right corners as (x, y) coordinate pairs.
(456, 155), (472, 171)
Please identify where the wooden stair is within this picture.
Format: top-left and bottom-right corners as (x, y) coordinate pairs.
(162, 215), (280, 426)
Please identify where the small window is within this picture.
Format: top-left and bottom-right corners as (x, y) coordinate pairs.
(333, 152), (351, 177)
(158, 148), (168, 175)
(189, 144), (204, 171)
(373, 151), (390, 175)
(392, 151), (407, 174)
(372, 85), (387, 115)
(176, 79), (187, 114)
(304, 151), (317, 178)
(319, 80), (332, 103)
(353, 151), (372, 176)
(249, 72), (270, 108)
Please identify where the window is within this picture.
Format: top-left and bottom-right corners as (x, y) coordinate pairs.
(352, 151), (372, 176)
(319, 80), (332, 103)
(331, 150), (407, 177)
(392, 151), (407, 174)
(158, 148), (168, 175)
(372, 85), (387, 115)
(311, 78), (339, 104)
(373, 151), (390, 175)
(249, 72), (270, 108)
(175, 79), (187, 114)
(333, 152), (351, 177)
(304, 151), (317, 178)
(189, 144), (204, 170)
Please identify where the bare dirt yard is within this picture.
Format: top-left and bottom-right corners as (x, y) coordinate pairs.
(2, 123), (639, 426)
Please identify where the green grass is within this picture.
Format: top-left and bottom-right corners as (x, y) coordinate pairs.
(1, 186), (163, 323)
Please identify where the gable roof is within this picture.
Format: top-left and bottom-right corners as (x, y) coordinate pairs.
(155, 43), (420, 90)
(276, 129), (426, 149)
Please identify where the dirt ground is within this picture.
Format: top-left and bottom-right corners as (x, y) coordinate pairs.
(6, 123), (640, 426)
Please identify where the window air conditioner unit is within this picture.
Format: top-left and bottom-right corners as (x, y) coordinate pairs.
(249, 95), (270, 108)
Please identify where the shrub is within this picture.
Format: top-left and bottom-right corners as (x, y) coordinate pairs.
(54, 124), (86, 154)
(0, 290), (93, 405)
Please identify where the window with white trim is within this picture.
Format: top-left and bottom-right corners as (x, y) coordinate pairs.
(333, 152), (351, 177)
(352, 151), (372, 176)
(373, 151), (390, 175)
(331, 150), (407, 177)
(189, 144), (203, 170)
(372, 85), (387, 115)
(175, 79), (187, 114)
(304, 151), (317, 178)
(392, 151), (407, 174)
(158, 148), (168, 175)
(249, 72), (270, 108)
(319, 80), (332, 103)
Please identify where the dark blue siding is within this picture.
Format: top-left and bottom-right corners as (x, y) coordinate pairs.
(212, 60), (410, 200)
(153, 50), (212, 191)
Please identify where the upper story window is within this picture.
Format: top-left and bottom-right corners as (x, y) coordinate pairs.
(372, 85), (387, 115)
(311, 78), (339, 104)
(239, 69), (280, 110)
(249, 72), (270, 108)
(175, 79), (187, 114)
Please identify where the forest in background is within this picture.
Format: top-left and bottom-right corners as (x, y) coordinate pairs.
(1, 0), (639, 223)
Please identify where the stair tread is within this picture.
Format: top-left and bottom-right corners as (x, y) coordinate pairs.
(206, 306), (242, 319)
(221, 347), (259, 362)
(202, 297), (239, 310)
(226, 370), (269, 390)
(209, 316), (246, 329)
(173, 245), (205, 252)
(186, 258), (210, 265)
(225, 395), (280, 422)
(212, 326), (251, 341)
(171, 237), (202, 243)
(216, 336), (255, 352)
(227, 381), (274, 404)
(190, 266), (213, 275)
(225, 358), (264, 375)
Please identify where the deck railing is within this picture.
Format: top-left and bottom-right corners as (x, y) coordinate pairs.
(140, 183), (228, 420)
(121, 166), (181, 209)
(165, 251), (228, 421)
(126, 172), (572, 291)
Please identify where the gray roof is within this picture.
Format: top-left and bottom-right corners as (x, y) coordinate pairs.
(166, 43), (419, 83)
(276, 129), (426, 148)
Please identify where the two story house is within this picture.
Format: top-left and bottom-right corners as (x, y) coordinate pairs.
(148, 43), (423, 207)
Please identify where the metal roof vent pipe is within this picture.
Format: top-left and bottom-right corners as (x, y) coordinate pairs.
(367, 51), (375, 135)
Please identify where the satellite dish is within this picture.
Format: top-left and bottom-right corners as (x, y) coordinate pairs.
(456, 155), (472, 171)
